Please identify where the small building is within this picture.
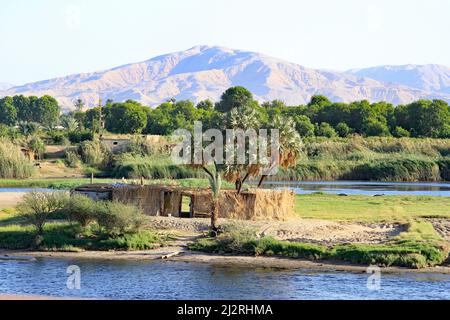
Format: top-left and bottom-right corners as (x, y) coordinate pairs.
(72, 184), (294, 221)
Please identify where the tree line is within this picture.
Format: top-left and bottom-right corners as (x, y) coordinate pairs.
(1, 86), (449, 138)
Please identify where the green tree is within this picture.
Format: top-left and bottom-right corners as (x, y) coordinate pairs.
(196, 99), (214, 111)
(335, 122), (351, 137)
(315, 122), (337, 137)
(105, 101), (148, 134)
(0, 96), (17, 125)
(363, 120), (390, 137)
(293, 115), (315, 137)
(13, 95), (32, 122)
(216, 86), (256, 113)
(33, 95), (60, 126)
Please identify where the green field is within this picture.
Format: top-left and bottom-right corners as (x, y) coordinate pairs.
(295, 194), (450, 222)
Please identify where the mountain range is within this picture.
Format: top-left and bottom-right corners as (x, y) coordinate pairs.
(1, 45), (449, 111)
(0, 82), (14, 91)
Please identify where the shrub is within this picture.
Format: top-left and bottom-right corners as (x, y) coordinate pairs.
(363, 121), (390, 137)
(0, 139), (35, 178)
(437, 158), (450, 181)
(315, 122), (337, 138)
(68, 129), (93, 144)
(335, 122), (351, 138)
(48, 131), (70, 145)
(294, 115), (315, 137)
(64, 194), (98, 227)
(79, 140), (110, 168)
(96, 201), (145, 236)
(27, 136), (45, 160)
(126, 135), (154, 156)
(392, 126), (410, 138)
(17, 192), (69, 236)
(65, 150), (81, 168)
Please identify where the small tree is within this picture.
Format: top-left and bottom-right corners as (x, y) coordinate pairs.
(18, 192), (68, 236)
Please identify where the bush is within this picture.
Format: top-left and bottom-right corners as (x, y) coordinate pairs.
(0, 139), (35, 178)
(68, 129), (93, 144)
(126, 135), (154, 156)
(27, 136), (45, 160)
(315, 122), (337, 138)
(64, 194), (98, 227)
(79, 140), (110, 168)
(335, 122), (351, 138)
(65, 150), (81, 168)
(96, 201), (145, 236)
(392, 126), (410, 138)
(294, 115), (315, 137)
(48, 131), (70, 145)
(17, 192), (69, 236)
(437, 158), (450, 181)
(363, 121), (390, 137)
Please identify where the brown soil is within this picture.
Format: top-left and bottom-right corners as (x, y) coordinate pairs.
(145, 216), (404, 245)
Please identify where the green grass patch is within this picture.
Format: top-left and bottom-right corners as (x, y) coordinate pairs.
(294, 194), (450, 222)
(0, 221), (164, 251)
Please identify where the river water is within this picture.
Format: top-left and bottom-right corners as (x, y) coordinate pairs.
(260, 181), (450, 196)
(0, 258), (449, 300)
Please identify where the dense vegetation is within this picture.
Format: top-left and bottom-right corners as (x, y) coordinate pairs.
(2, 87), (449, 139)
(0, 86), (449, 181)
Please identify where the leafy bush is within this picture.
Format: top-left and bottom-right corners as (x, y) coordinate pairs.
(96, 201), (145, 236)
(64, 194), (98, 227)
(48, 131), (70, 145)
(17, 191), (69, 235)
(315, 122), (337, 138)
(0, 139), (35, 178)
(68, 129), (93, 144)
(335, 122), (351, 138)
(392, 126), (410, 138)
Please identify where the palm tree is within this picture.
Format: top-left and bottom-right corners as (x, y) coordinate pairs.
(257, 115), (303, 187)
(224, 105), (261, 193)
(61, 117), (79, 132)
(202, 162), (221, 233)
(17, 121), (40, 137)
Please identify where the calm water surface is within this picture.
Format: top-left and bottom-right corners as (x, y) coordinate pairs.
(260, 181), (450, 196)
(1, 258), (449, 300)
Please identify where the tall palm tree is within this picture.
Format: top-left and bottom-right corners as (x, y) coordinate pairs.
(258, 115), (303, 187)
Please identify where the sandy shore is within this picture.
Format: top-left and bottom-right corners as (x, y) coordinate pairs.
(0, 192), (24, 210)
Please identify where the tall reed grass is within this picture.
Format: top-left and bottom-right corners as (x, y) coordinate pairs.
(0, 139), (34, 179)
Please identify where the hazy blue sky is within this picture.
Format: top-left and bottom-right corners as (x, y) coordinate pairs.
(1, 0), (449, 84)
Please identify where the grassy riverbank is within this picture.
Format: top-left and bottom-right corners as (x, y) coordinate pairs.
(272, 137), (450, 182)
(189, 220), (449, 269)
(0, 178), (235, 190)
